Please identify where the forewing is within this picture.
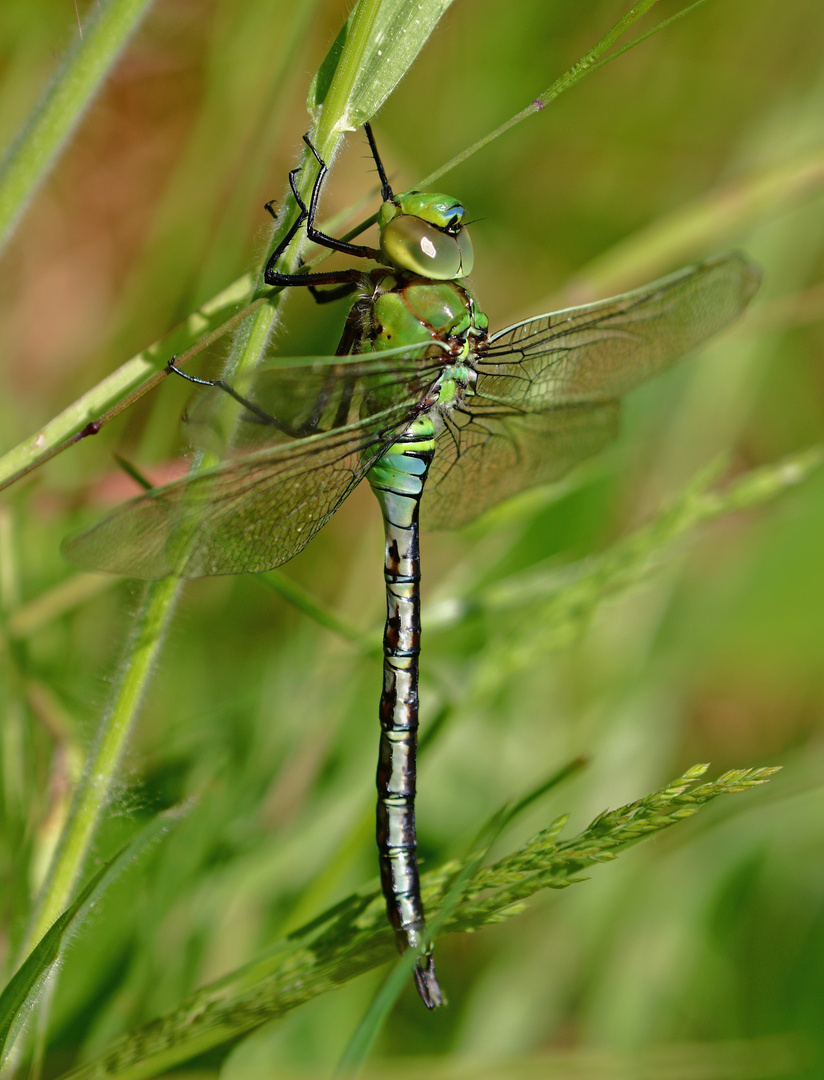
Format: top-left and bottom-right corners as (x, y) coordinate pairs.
(478, 252), (761, 408)
(64, 358), (442, 579)
(182, 353), (443, 454)
(422, 401), (620, 530)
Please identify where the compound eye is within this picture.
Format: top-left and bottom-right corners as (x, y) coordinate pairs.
(381, 215), (469, 279)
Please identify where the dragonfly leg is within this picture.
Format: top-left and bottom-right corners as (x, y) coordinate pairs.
(263, 166), (302, 223)
(306, 281), (359, 304)
(165, 357), (348, 439)
(363, 121), (394, 202)
(299, 134), (382, 261)
(263, 130), (382, 290)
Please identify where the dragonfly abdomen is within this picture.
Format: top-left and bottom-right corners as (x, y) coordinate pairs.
(368, 417), (443, 1008)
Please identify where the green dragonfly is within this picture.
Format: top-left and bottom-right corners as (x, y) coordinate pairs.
(64, 124), (760, 1009)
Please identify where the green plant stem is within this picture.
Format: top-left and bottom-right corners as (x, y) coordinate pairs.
(259, 572), (375, 653)
(0, 0), (156, 254)
(323, 0), (383, 137)
(585, 0), (710, 78)
(19, 576), (179, 959)
(0, 286), (261, 494)
(1, 806), (189, 1070)
(418, 0), (663, 189)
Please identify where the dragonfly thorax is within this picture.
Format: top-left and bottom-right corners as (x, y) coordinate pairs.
(346, 270), (488, 367)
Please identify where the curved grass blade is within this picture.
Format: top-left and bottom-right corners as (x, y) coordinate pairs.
(0, 280), (259, 494)
(0, 805), (189, 1071)
(309, 0), (455, 133)
(0, 0), (156, 254)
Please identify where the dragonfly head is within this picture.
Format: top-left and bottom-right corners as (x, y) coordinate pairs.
(378, 190), (474, 279)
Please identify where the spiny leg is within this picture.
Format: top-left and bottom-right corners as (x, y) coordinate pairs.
(303, 122), (395, 303)
(364, 121), (394, 203)
(263, 130), (382, 290)
(166, 357), (350, 440)
(264, 199), (357, 304)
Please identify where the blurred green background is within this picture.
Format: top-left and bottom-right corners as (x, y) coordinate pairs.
(2, 0), (824, 1076)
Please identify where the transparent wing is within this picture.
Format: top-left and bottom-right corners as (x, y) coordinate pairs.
(64, 355), (444, 579)
(422, 252), (760, 529)
(477, 252), (761, 407)
(422, 401), (619, 529)
(182, 352), (442, 455)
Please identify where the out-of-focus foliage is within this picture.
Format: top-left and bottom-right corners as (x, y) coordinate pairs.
(1, 1), (823, 1077)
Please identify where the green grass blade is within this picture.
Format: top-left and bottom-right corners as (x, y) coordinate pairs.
(0, 277), (258, 493)
(0, 0), (156, 254)
(418, 0), (665, 189)
(309, 0), (455, 133)
(259, 572), (375, 652)
(426, 446), (824, 670)
(0, 804), (188, 1071)
(18, 578), (183, 958)
(334, 952), (425, 1078)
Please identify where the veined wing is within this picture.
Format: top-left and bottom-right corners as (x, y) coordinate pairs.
(422, 401), (619, 529)
(64, 355), (444, 579)
(183, 351), (445, 454)
(422, 252), (760, 529)
(475, 252), (760, 408)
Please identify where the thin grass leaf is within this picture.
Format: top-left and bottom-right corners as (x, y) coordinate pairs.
(0, 0), (157, 253)
(309, 0), (455, 133)
(425, 446), (824, 685)
(259, 571), (375, 653)
(418, 0), (666, 189)
(0, 804), (189, 1071)
(18, 577), (182, 959)
(0, 277), (258, 493)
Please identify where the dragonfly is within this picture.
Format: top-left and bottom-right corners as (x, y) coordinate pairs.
(64, 123), (761, 1009)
